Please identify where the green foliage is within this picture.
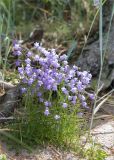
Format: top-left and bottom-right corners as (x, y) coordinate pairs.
(84, 146), (108, 160)
(0, 1), (12, 82)
(10, 87), (84, 149)
(0, 154), (7, 160)
(0, 0), (16, 29)
(67, 40), (77, 61)
(0, 0), (95, 30)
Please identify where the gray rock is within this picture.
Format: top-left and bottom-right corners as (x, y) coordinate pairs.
(76, 0), (114, 90)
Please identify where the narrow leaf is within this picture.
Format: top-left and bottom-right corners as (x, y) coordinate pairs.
(93, 95), (111, 115)
(67, 40), (77, 60)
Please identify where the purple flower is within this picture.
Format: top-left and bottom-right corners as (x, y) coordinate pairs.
(21, 87), (27, 94)
(34, 42), (39, 49)
(89, 93), (95, 100)
(25, 65), (32, 76)
(71, 87), (77, 93)
(81, 77), (90, 85)
(60, 67), (64, 72)
(28, 78), (34, 85)
(37, 92), (42, 97)
(32, 73), (37, 79)
(63, 60), (68, 65)
(59, 54), (67, 61)
(81, 71), (88, 77)
(37, 80), (43, 86)
(82, 101), (87, 108)
(15, 60), (21, 66)
(68, 70), (75, 78)
(25, 58), (31, 64)
(39, 98), (44, 102)
(73, 78), (78, 82)
(68, 96), (72, 101)
(52, 84), (57, 91)
(73, 65), (78, 71)
(44, 101), (50, 107)
(77, 81), (84, 92)
(72, 96), (77, 101)
(62, 103), (68, 108)
(46, 84), (52, 90)
(18, 67), (24, 75)
(44, 107), (50, 116)
(70, 79), (76, 86)
(13, 43), (21, 51)
(13, 50), (22, 56)
(27, 51), (33, 57)
(79, 94), (86, 101)
(77, 71), (82, 76)
(14, 44), (20, 50)
(34, 55), (40, 61)
(61, 87), (69, 95)
(71, 100), (76, 105)
(88, 73), (92, 79)
(22, 78), (27, 83)
(64, 65), (70, 73)
(52, 61), (60, 68)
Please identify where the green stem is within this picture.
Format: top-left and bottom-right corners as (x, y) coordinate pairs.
(90, 0), (103, 130)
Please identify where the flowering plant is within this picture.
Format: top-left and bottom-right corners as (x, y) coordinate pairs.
(13, 41), (94, 119)
(12, 41), (94, 145)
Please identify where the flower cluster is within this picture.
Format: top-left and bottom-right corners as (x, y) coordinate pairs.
(13, 41), (94, 119)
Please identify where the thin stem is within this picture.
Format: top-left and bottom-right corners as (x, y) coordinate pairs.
(90, 0), (103, 130)
(80, 0), (107, 56)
